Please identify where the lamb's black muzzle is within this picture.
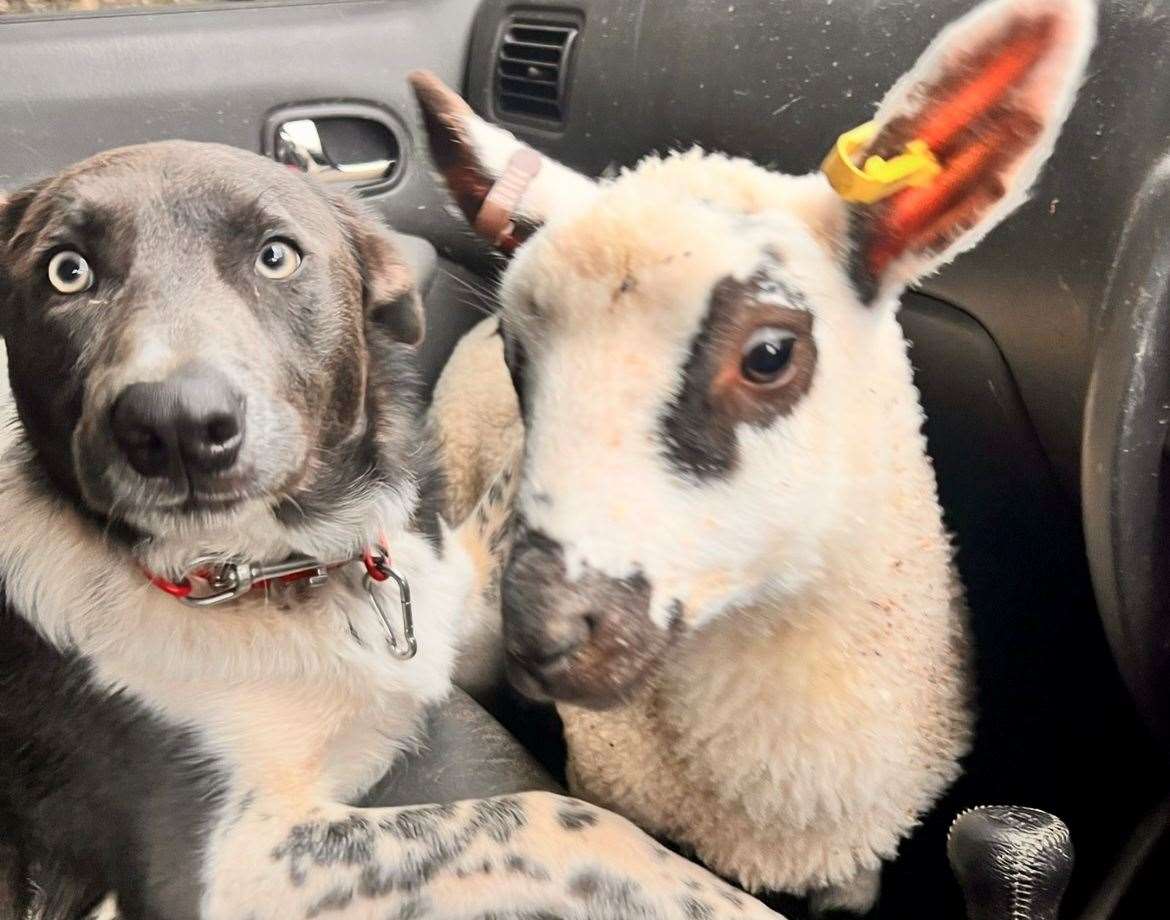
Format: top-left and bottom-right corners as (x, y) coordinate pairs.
(110, 363), (245, 484)
(502, 529), (668, 709)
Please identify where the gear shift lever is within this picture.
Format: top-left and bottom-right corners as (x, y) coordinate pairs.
(948, 806), (1074, 920)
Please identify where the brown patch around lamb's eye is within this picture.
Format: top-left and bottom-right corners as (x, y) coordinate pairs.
(659, 266), (816, 480)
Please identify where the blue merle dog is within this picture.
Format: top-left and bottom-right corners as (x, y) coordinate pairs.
(0, 142), (780, 920)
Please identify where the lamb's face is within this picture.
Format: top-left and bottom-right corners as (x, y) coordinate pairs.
(412, 0), (1095, 707)
(500, 164), (866, 705)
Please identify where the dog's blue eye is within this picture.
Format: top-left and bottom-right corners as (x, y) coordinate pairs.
(740, 327), (796, 386)
(256, 240), (302, 280)
(47, 250), (94, 295)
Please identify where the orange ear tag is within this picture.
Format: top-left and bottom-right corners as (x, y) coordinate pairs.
(821, 121), (942, 204)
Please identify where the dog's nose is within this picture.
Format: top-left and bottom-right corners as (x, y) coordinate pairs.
(111, 364), (245, 481)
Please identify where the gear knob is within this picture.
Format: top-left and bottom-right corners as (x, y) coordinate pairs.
(948, 806), (1074, 920)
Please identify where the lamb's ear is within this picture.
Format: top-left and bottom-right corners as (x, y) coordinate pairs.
(409, 70), (598, 252)
(840, 0), (1095, 304)
(335, 197), (424, 346)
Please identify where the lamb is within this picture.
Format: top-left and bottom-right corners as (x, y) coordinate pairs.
(417, 0), (1095, 912)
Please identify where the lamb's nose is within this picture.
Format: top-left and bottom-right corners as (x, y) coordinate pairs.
(502, 531), (593, 669)
(501, 529), (658, 707)
(111, 364), (245, 481)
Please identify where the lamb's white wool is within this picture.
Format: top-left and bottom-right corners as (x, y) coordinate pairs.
(429, 315), (523, 526)
(423, 0), (1095, 908)
(428, 315), (525, 696)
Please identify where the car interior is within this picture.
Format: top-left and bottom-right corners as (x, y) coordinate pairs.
(1, 0), (1167, 918)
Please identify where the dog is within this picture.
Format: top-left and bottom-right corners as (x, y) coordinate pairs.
(0, 141), (782, 919)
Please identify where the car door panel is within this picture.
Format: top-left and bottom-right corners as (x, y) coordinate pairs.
(0, 0), (491, 381)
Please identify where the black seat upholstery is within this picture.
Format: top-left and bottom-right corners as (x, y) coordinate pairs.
(360, 689), (562, 808)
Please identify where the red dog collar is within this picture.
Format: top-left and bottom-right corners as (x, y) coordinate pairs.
(146, 535), (416, 659)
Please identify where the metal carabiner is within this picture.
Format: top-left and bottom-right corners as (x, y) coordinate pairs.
(363, 562), (417, 660)
(176, 557), (250, 608)
(177, 555), (330, 607)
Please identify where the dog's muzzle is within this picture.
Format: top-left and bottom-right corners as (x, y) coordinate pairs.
(501, 530), (672, 709)
(110, 362), (245, 489)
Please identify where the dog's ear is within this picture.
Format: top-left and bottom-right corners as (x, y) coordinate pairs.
(409, 71), (598, 253)
(836, 0), (1094, 305)
(0, 192), (8, 333)
(0, 184), (44, 335)
(0, 180), (51, 250)
(334, 197), (425, 346)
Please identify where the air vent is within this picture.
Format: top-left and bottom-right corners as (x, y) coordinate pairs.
(495, 19), (578, 125)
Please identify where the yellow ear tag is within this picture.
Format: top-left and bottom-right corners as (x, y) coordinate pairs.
(821, 121), (941, 205)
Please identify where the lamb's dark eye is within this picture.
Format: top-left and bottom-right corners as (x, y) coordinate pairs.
(47, 250), (94, 294)
(256, 240), (302, 280)
(740, 327), (796, 385)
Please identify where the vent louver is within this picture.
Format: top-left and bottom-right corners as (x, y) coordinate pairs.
(495, 19), (578, 125)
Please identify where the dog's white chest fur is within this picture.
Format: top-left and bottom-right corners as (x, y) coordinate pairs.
(0, 367), (470, 804)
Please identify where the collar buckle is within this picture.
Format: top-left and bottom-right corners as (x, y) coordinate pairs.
(165, 554), (333, 608)
(147, 539), (418, 661)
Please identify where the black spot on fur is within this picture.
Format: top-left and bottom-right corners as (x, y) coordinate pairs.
(568, 870), (652, 915)
(681, 894), (715, 919)
(504, 852), (550, 881)
(718, 888), (746, 909)
(389, 896), (433, 920)
(468, 797), (527, 844)
(556, 805), (599, 831)
(355, 826), (464, 897)
(846, 209), (882, 305)
(378, 804), (457, 841)
(305, 885), (354, 918)
(271, 815), (375, 885)
(568, 870), (602, 899)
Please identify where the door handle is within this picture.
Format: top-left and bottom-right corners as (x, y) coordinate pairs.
(274, 118), (396, 186)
